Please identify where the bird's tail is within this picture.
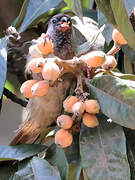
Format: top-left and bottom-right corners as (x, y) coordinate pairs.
(9, 119), (41, 145)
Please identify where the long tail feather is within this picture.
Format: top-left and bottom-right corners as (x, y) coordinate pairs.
(9, 120), (40, 145)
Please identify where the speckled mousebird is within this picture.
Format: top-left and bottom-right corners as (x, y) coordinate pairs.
(10, 13), (76, 145)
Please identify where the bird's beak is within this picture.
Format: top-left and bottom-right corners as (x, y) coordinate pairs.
(58, 21), (71, 31)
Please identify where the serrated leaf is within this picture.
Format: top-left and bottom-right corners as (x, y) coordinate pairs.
(0, 37), (8, 99)
(85, 75), (135, 129)
(79, 114), (130, 180)
(18, 0), (62, 33)
(0, 144), (47, 161)
(110, 0), (135, 51)
(95, 0), (116, 26)
(13, 157), (61, 180)
(64, 0), (83, 22)
(98, 10), (113, 44)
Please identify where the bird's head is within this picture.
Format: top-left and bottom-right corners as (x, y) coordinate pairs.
(47, 13), (72, 33)
(46, 13), (75, 60)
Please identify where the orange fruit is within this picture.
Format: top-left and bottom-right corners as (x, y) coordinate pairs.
(55, 129), (73, 148)
(84, 99), (100, 114)
(83, 51), (106, 67)
(112, 29), (127, 45)
(72, 101), (85, 115)
(20, 80), (38, 98)
(27, 58), (45, 73)
(102, 55), (117, 70)
(42, 61), (60, 82)
(63, 96), (79, 113)
(37, 35), (53, 55)
(57, 115), (73, 129)
(31, 80), (49, 96)
(83, 113), (99, 128)
(28, 44), (42, 58)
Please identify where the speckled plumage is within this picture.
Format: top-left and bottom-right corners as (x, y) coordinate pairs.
(46, 13), (75, 60)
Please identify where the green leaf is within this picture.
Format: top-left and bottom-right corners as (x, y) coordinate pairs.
(18, 0), (63, 33)
(13, 157), (61, 180)
(110, 0), (135, 51)
(0, 144), (47, 161)
(65, 134), (82, 180)
(13, 0), (29, 29)
(85, 75), (135, 129)
(64, 0), (83, 22)
(75, 24), (105, 56)
(56, 147), (69, 180)
(113, 72), (135, 81)
(81, 0), (89, 9)
(123, 0), (135, 15)
(95, 0), (116, 26)
(0, 161), (18, 180)
(47, 138), (81, 180)
(124, 55), (133, 74)
(98, 10), (113, 44)
(124, 128), (135, 179)
(0, 37), (8, 99)
(45, 143), (56, 166)
(79, 114), (130, 180)
(83, 9), (97, 22)
(121, 44), (135, 64)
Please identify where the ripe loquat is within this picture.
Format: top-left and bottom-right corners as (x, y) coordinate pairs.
(37, 35), (53, 55)
(55, 129), (73, 148)
(20, 80), (38, 98)
(83, 113), (99, 128)
(102, 55), (117, 70)
(63, 96), (79, 113)
(31, 80), (49, 96)
(112, 29), (127, 45)
(83, 51), (106, 68)
(29, 44), (42, 58)
(72, 101), (85, 115)
(57, 115), (73, 129)
(42, 61), (60, 82)
(27, 58), (45, 73)
(84, 99), (100, 114)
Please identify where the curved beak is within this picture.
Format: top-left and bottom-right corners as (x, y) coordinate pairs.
(57, 21), (71, 31)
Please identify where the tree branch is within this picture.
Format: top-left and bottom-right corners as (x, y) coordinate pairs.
(3, 88), (28, 107)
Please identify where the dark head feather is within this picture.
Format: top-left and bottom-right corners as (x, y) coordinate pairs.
(46, 14), (75, 60)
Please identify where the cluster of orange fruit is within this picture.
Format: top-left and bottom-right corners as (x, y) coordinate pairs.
(21, 33), (60, 98)
(55, 96), (100, 148)
(20, 28), (127, 148)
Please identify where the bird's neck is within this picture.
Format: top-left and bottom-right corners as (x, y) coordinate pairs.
(50, 30), (75, 60)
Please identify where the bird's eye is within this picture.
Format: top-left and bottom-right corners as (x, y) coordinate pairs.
(52, 19), (57, 24)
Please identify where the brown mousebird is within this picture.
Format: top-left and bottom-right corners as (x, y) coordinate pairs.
(10, 13), (76, 145)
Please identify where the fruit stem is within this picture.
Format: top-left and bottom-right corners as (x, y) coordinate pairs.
(75, 74), (84, 95)
(107, 44), (121, 56)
